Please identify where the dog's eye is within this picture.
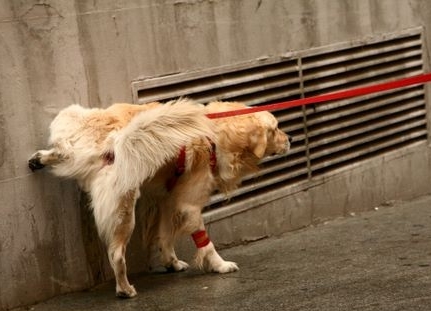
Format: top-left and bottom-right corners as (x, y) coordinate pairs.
(267, 128), (276, 137)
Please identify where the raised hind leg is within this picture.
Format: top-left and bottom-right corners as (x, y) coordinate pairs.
(28, 148), (65, 171)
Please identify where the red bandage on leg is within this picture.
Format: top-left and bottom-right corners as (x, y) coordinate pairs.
(191, 230), (211, 248)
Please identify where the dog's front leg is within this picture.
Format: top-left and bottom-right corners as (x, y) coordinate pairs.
(174, 203), (239, 274)
(158, 210), (190, 272)
(192, 228), (239, 274)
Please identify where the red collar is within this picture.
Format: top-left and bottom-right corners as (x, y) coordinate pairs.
(208, 140), (217, 174)
(166, 140), (216, 191)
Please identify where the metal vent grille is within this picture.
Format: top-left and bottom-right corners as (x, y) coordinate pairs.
(302, 32), (426, 176)
(132, 28), (427, 210)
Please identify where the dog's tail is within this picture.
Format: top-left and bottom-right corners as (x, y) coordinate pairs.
(108, 98), (214, 193)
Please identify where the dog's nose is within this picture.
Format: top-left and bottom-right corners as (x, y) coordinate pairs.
(288, 135), (293, 143)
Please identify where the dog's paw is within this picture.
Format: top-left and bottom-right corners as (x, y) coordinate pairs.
(211, 260), (239, 274)
(116, 285), (137, 299)
(166, 260), (189, 272)
(28, 153), (45, 172)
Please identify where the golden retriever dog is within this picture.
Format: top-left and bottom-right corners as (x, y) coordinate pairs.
(28, 99), (290, 298)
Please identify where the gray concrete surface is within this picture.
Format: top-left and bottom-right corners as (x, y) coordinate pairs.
(15, 195), (431, 311)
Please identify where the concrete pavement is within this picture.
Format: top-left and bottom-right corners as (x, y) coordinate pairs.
(15, 195), (431, 311)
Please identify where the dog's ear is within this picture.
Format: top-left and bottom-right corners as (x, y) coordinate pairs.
(249, 126), (267, 158)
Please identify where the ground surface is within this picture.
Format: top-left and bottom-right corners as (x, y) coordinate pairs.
(15, 195), (431, 311)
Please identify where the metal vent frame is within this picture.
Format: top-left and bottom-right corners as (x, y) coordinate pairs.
(131, 27), (428, 215)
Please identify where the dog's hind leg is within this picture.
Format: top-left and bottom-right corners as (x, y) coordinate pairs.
(109, 190), (138, 298)
(28, 148), (64, 171)
(92, 186), (138, 298)
(158, 208), (190, 272)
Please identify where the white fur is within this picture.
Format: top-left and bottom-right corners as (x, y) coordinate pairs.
(110, 100), (215, 194)
(48, 105), (104, 185)
(92, 100), (214, 243)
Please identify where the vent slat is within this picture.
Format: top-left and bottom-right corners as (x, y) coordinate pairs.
(303, 62), (423, 94)
(302, 46), (421, 74)
(136, 58), (297, 88)
(260, 150), (306, 165)
(302, 35), (421, 69)
(303, 68), (424, 98)
(257, 156), (307, 177)
(307, 99), (425, 138)
(280, 121), (306, 134)
(137, 62), (298, 104)
(309, 119), (427, 160)
(228, 88), (301, 107)
(275, 109), (304, 122)
(310, 85), (424, 113)
(258, 145), (306, 167)
(311, 128), (427, 172)
(208, 166), (309, 205)
(189, 77), (301, 104)
(309, 110), (426, 150)
(307, 90), (424, 126)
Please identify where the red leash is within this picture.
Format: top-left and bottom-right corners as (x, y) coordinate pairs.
(206, 72), (431, 119)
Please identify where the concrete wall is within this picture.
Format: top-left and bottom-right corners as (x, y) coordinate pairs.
(1, 0), (431, 309)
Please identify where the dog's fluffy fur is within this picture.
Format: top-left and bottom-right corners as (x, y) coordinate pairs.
(28, 99), (290, 298)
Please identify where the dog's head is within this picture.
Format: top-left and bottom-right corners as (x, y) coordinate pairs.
(249, 111), (290, 159)
(207, 101), (291, 160)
